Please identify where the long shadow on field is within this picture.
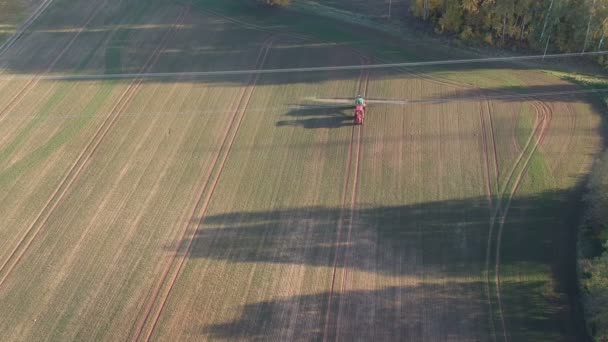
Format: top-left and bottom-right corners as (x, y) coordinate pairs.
(199, 280), (570, 341)
(175, 189), (586, 340)
(0, 0), (378, 85)
(276, 104), (354, 129)
(422, 84), (603, 105)
(201, 283), (492, 341)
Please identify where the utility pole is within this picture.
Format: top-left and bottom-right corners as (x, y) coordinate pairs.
(543, 32), (551, 59)
(582, 0), (596, 54)
(388, 0), (392, 20)
(540, 0), (554, 40)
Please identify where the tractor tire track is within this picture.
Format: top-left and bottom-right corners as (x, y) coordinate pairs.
(480, 97), (500, 342)
(0, 4), (104, 123)
(61, 79), (193, 336)
(130, 36), (275, 342)
(322, 55), (368, 342)
(339, 76), (368, 336)
(479, 95), (493, 206)
(35, 81), (183, 328)
(511, 104), (522, 154)
(482, 97), (545, 341)
(538, 101), (553, 146)
(0, 6), (191, 288)
(0, 0), (56, 58)
(338, 60), (369, 332)
(484, 102), (542, 341)
(486, 99), (500, 189)
(486, 97), (553, 342)
(493, 102), (551, 342)
(551, 102), (576, 174)
(0, 5), (149, 165)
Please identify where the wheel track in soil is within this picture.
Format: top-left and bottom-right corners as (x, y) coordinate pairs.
(0, 5), (191, 289)
(1, 0), (165, 162)
(551, 101), (576, 174)
(479, 94), (494, 206)
(0, 3), (155, 162)
(321, 53), (369, 341)
(0, 0), (57, 58)
(45, 78), (188, 335)
(487, 98), (553, 342)
(479, 92), (502, 341)
(321, 73), (360, 342)
(485, 101), (542, 341)
(479, 93), (499, 341)
(486, 99), (500, 188)
(0, 0), (57, 95)
(0, 3), (105, 124)
(337, 59), (369, 339)
(30, 79), (186, 333)
(130, 36), (275, 342)
(511, 103), (523, 153)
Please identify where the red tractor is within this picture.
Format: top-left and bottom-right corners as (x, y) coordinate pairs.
(354, 94), (366, 125)
(354, 105), (365, 125)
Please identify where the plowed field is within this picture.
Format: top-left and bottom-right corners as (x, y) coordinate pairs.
(0, 0), (602, 341)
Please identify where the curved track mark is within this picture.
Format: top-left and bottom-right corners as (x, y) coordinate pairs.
(488, 97), (553, 342)
(0, 6), (191, 288)
(131, 36), (275, 342)
(493, 104), (550, 342)
(483, 99), (543, 341)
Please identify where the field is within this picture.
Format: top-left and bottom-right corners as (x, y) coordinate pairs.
(0, 0), (604, 340)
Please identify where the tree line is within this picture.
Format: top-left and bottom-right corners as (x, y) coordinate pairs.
(579, 122), (608, 341)
(410, 0), (608, 67)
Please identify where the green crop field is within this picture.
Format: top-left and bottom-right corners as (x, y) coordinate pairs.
(0, 0), (603, 341)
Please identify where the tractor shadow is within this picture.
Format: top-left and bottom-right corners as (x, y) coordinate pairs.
(276, 104), (355, 129)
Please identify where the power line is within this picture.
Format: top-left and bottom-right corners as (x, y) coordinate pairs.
(2, 50), (608, 81)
